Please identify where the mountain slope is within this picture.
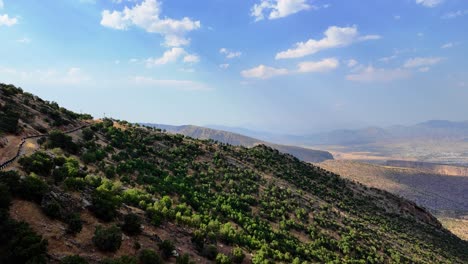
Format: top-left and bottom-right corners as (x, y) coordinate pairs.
(142, 124), (333, 163)
(1, 84), (467, 263)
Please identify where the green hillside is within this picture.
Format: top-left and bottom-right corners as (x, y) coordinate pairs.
(1, 84), (467, 263)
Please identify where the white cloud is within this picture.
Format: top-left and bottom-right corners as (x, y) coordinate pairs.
(441, 42), (454, 49)
(241, 65), (289, 79)
(183, 54), (200, 64)
(219, 64), (230, 69)
(133, 76), (211, 91)
(219, 48), (242, 59)
(100, 0), (200, 47)
(346, 66), (411, 82)
(297, 58), (339, 73)
(403, 57), (443, 68)
(0, 66), (91, 85)
(276, 25), (381, 59)
(416, 0), (443, 8)
(251, 0), (313, 21)
(347, 59), (358, 68)
(17, 37), (31, 44)
(0, 14), (17, 26)
(146, 47), (199, 66)
(442, 10), (468, 19)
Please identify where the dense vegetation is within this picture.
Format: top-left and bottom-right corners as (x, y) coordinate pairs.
(1, 84), (467, 263)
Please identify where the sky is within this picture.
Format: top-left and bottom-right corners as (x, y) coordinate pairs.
(0, 0), (467, 134)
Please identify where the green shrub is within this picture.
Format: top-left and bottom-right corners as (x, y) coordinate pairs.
(19, 175), (48, 203)
(42, 200), (61, 219)
(61, 255), (88, 264)
(231, 247), (245, 264)
(90, 190), (121, 221)
(66, 213), (83, 234)
(0, 184), (11, 209)
(139, 249), (162, 264)
(47, 130), (79, 154)
(100, 256), (137, 264)
(216, 253), (232, 264)
(92, 225), (122, 252)
(202, 244), (218, 260)
(122, 213), (142, 236)
(19, 151), (54, 176)
(0, 220), (48, 263)
(159, 240), (175, 259)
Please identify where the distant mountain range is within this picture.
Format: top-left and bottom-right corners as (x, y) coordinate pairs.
(206, 120), (468, 146)
(141, 124), (334, 163)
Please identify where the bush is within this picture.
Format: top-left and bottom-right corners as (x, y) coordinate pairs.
(90, 190), (121, 221)
(42, 200), (61, 219)
(67, 213), (83, 234)
(100, 256), (137, 264)
(122, 213), (142, 236)
(202, 244), (218, 260)
(19, 175), (48, 203)
(231, 247), (245, 264)
(159, 240), (175, 259)
(139, 249), (162, 264)
(0, 171), (21, 193)
(0, 219), (48, 263)
(176, 253), (195, 264)
(47, 130), (79, 154)
(61, 255), (88, 264)
(93, 225), (122, 252)
(0, 184), (11, 209)
(216, 253), (232, 264)
(19, 151), (54, 176)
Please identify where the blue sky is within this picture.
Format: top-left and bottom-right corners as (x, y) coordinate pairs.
(1, 0), (467, 134)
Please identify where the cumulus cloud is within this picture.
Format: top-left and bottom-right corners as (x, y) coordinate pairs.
(0, 14), (17, 26)
(297, 58), (339, 73)
(276, 25), (380, 59)
(100, 0), (200, 47)
(346, 66), (410, 82)
(251, 0), (313, 21)
(241, 65), (289, 79)
(403, 57), (443, 68)
(219, 48), (242, 59)
(416, 0), (443, 8)
(133, 76), (211, 91)
(146, 47), (199, 66)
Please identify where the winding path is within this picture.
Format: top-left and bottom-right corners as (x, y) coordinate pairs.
(0, 124), (90, 171)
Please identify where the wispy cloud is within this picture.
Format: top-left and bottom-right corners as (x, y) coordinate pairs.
(146, 47), (199, 66)
(416, 0), (443, 8)
(297, 58), (339, 73)
(346, 66), (411, 82)
(219, 48), (242, 59)
(133, 76), (211, 91)
(276, 25), (381, 59)
(241, 65), (289, 79)
(442, 10), (468, 19)
(403, 57), (443, 68)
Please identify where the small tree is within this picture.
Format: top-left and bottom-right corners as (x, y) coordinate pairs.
(92, 225), (122, 252)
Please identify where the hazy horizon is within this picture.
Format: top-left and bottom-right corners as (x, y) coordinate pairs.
(1, 0), (467, 134)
